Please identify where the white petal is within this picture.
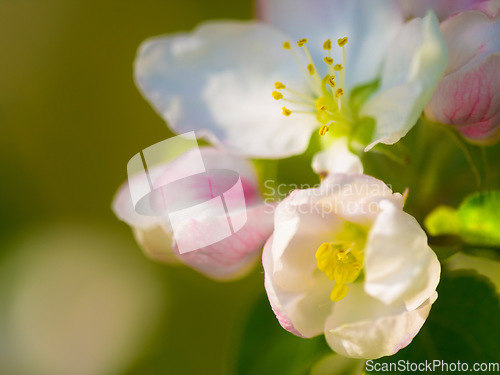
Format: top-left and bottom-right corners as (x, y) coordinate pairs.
(318, 174), (404, 225)
(263, 235), (334, 337)
(132, 226), (180, 265)
(135, 21), (316, 158)
(311, 138), (363, 176)
(257, 0), (404, 93)
(361, 12), (448, 150)
(269, 187), (347, 292)
(324, 284), (437, 359)
(364, 200), (441, 310)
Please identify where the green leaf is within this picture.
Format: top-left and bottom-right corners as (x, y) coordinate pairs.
(425, 206), (460, 237)
(425, 191), (500, 247)
(366, 270), (500, 375)
(458, 191), (500, 246)
(235, 293), (331, 375)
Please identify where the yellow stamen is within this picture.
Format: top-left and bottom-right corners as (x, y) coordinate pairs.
(330, 284), (349, 302)
(274, 81), (286, 90)
(307, 63), (315, 75)
(297, 38), (308, 47)
(323, 57), (333, 65)
(316, 96), (326, 111)
(335, 88), (344, 98)
(327, 76), (335, 88)
(283, 41), (291, 50)
(333, 64), (343, 71)
(319, 125), (329, 136)
(282, 107), (292, 116)
(323, 39), (332, 50)
(337, 37), (348, 47)
(315, 241), (364, 302)
(272, 91), (283, 100)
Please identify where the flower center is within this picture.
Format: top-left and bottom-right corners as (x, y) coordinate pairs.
(315, 236), (364, 302)
(272, 37), (350, 136)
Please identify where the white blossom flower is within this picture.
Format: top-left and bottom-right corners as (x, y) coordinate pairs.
(135, 0), (447, 159)
(262, 174), (440, 358)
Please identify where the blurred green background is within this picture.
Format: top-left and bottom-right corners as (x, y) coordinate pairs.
(2, 1), (500, 375)
(0, 1), (267, 374)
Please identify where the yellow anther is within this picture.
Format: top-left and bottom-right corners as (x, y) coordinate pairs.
(283, 41), (291, 50)
(337, 37), (348, 47)
(282, 107), (292, 116)
(316, 242), (363, 302)
(333, 64), (343, 71)
(274, 81), (286, 90)
(319, 125), (329, 136)
(307, 63), (315, 75)
(297, 38), (308, 47)
(327, 76), (336, 88)
(316, 97), (326, 111)
(272, 91), (283, 100)
(335, 88), (344, 98)
(323, 57), (334, 65)
(323, 39), (332, 50)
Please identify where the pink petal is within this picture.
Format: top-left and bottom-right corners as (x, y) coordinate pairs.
(425, 53), (500, 141)
(174, 204), (275, 280)
(398, 0), (500, 20)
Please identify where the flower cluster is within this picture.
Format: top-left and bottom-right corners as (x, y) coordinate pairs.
(113, 0), (500, 361)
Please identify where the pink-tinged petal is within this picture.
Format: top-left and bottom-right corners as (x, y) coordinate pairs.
(135, 21), (316, 159)
(174, 203), (274, 281)
(113, 146), (273, 279)
(324, 284), (437, 359)
(398, 0), (500, 20)
(263, 235), (334, 338)
(439, 8), (500, 75)
(112, 179), (163, 230)
(425, 53), (500, 142)
(256, 0), (404, 94)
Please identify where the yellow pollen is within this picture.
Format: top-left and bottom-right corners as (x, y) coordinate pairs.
(297, 38), (308, 47)
(272, 91), (283, 100)
(319, 125), (329, 136)
(315, 242), (364, 302)
(323, 57), (333, 65)
(282, 106), (292, 116)
(274, 81), (286, 89)
(307, 63), (315, 75)
(327, 76), (335, 88)
(323, 39), (332, 50)
(337, 37), (348, 47)
(333, 64), (343, 71)
(283, 41), (291, 50)
(335, 88), (344, 98)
